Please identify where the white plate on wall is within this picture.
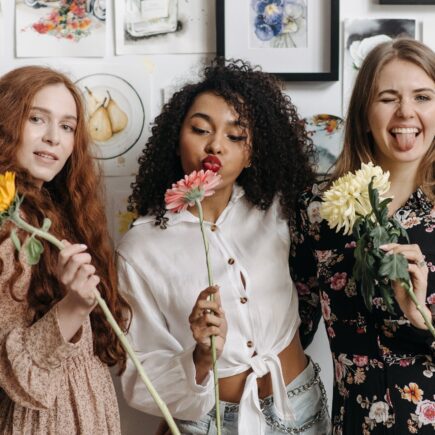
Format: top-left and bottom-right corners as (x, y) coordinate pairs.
(75, 73), (145, 160)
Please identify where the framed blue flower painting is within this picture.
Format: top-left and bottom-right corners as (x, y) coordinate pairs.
(216, 0), (339, 81)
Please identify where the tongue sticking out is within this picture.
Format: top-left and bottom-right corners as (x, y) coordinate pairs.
(395, 133), (416, 151)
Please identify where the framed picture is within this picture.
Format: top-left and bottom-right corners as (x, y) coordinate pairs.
(216, 0), (339, 81)
(379, 1), (435, 4)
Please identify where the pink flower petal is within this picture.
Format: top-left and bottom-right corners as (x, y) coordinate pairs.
(165, 170), (221, 213)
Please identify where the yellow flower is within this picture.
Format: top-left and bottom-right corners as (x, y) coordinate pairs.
(320, 163), (391, 235)
(0, 172), (16, 213)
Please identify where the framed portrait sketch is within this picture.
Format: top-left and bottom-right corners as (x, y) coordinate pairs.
(379, 1), (435, 4)
(216, 0), (339, 81)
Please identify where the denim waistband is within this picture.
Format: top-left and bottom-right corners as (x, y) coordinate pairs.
(210, 357), (321, 415)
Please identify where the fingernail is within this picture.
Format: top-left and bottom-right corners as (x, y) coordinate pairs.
(380, 244), (389, 250)
(80, 244), (87, 249)
(214, 285), (220, 290)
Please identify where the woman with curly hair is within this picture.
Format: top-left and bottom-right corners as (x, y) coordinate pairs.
(0, 65), (129, 434)
(118, 59), (331, 434)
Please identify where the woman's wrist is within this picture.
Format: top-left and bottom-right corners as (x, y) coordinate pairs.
(406, 305), (433, 330)
(56, 293), (93, 342)
(193, 345), (213, 384)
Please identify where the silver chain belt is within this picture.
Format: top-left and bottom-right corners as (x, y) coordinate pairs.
(260, 362), (329, 434)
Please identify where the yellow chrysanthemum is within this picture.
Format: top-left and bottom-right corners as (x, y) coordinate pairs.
(320, 163), (391, 235)
(0, 172), (16, 213)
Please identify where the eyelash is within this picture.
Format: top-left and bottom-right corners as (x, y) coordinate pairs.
(380, 95), (431, 103)
(62, 124), (75, 132)
(29, 116), (75, 132)
(191, 126), (247, 142)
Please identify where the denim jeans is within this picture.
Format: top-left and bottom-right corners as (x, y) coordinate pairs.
(175, 358), (331, 434)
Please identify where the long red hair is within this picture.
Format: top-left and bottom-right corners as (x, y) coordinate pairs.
(0, 65), (130, 373)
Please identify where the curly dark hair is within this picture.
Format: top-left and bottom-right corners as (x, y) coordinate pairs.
(129, 59), (316, 223)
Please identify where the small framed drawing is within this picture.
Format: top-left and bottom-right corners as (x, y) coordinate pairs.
(379, 1), (435, 4)
(216, 0), (339, 81)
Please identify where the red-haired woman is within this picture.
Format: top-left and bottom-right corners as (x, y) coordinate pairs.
(0, 66), (129, 434)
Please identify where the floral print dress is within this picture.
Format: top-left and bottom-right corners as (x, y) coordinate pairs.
(289, 184), (435, 434)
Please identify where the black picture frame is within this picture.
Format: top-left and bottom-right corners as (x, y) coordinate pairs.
(216, 0), (339, 82)
(379, 0), (435, 4)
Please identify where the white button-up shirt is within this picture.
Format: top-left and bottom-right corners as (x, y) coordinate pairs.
(117, 185), (300, 435)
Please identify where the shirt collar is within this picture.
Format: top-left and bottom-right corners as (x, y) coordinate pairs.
(133, 184), (246, 227)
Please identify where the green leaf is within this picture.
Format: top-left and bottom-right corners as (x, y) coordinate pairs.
(379, 284), (396, 314)
(24, 237), (44, 266)
(353, 216), (363, 239)
(379, 197), (393, 209)
(379, 253), (409, 281)
(10, 229), (21, 252)
(369, 226), (390, 250)
(368, 179), (380, 220)
(41, 218), (52, 232)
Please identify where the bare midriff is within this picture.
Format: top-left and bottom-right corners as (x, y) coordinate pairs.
(218, 332), (307, 402)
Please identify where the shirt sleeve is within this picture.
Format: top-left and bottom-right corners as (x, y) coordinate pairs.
(289, 196), (322, 349)
(117, 253), (215, 420)
(0, 240), (81, 410)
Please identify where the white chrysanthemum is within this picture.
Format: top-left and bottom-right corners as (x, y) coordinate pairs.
(320, 162), (391, 235)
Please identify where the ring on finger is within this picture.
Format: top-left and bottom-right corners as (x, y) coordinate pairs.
(417, 259), (427, 268)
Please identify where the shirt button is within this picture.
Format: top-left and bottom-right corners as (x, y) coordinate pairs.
(210, 224), (218, 232)
(228, 258), (235, 265)
(240, 297), (248, 304)
(247, 340), (254, 348)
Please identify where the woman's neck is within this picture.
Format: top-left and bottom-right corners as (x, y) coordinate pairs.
(383, 163), (419, 214)
(188, 185), (234, 223)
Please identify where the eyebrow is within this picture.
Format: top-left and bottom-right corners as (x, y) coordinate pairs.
(190, 112), (242, 126)
(30, 106), (78, 121)
(377, 88), (435, 96)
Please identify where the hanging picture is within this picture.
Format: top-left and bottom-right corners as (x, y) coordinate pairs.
(379, 1), (435, 4)
(304, 114), (344, 175)
(423, 20), (435, 51)
(343, 18), (416, 113)
(67, 62), (151, 176)
(115, 0), (216, 55)
(16, 0), (106, 57)
(217, 0), (339, 81)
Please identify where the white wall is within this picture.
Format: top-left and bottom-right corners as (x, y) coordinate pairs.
(1, 1), (434, 434)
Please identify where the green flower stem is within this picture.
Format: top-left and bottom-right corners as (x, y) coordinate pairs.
(9, 212), (181, 435)
(195, 199), (222, 435)
(401, 279), (435, 338)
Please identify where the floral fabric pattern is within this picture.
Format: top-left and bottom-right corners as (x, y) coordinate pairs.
(290, 184), (435, 434)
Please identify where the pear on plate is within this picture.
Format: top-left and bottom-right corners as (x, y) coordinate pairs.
(88, 98), (113, 142)
(84, 86), (101, 117)
(106, 91), (128, 133)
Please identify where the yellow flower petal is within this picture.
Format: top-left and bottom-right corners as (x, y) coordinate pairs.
(0, 172), (16, 212)
(320, 163), (391, 235)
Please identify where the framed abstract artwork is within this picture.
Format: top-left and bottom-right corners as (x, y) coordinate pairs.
(216, 0), (339, 81)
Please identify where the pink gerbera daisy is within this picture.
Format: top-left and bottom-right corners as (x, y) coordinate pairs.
(165, 170), (221, 213)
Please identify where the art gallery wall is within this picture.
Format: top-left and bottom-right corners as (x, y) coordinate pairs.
(0, 1), (434, 434)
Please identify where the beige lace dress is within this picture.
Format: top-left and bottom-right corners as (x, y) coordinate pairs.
(0, 238), (121, 434)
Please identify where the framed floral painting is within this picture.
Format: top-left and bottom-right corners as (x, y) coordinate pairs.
(216, 0), (339, 81)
